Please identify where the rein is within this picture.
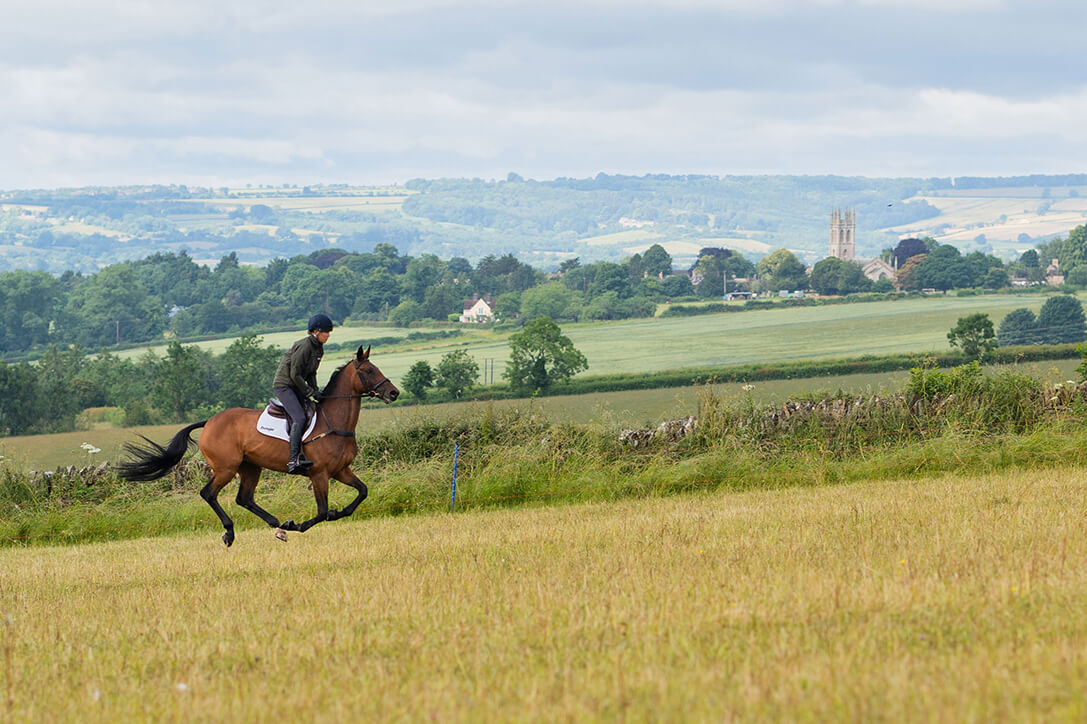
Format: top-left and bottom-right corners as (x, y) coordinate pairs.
(303, 361), (390, 444)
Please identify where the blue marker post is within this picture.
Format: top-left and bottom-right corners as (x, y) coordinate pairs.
(450, 443), (459, 512)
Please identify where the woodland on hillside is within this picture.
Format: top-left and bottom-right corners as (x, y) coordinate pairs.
(4, 173), (1086, 274)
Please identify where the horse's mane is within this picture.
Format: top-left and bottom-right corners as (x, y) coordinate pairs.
(320, 361), (352, 398)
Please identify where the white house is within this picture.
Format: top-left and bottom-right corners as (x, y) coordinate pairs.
(459, 295), (496, 323)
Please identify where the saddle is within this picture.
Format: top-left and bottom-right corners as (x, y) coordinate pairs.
(257, 398), (318, 442)
(265, 397), (317, 422)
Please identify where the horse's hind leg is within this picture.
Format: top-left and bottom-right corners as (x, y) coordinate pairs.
(200, 469), (238, 547)
(328, 467), (368, 521)
(234, 461), (280, 529)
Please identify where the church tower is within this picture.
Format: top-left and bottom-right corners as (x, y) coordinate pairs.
(829, 208), (855, 261)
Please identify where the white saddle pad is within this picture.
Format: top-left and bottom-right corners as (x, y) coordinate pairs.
(256, 409), (318, 442)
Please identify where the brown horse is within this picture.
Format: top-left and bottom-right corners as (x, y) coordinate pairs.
(118, 345), (399, 546)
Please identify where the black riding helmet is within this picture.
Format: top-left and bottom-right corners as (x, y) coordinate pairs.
(308, 313), (334, 333)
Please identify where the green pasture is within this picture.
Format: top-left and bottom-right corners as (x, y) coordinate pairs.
(4, 357), (1077, 471)
(105, 293), (1076, 386)
(361, 293), (1076, 383)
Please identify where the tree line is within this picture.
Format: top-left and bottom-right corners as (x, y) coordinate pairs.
(0, 335), (280, 436)
(0, 241), (744, 356)
(945, 295), (1087, 362)
(4, 224), (1087, 358)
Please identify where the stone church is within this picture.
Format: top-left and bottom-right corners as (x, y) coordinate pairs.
(828, 209), (896, 282)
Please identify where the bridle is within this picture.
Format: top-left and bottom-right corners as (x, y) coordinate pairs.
(302, 359), (393, 443)
(320, 359), (393, 400)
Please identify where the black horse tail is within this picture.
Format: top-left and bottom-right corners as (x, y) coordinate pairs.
(117, 421), (207, 482)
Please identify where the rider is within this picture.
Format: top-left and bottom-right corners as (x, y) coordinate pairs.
(273, 313), (333, 474)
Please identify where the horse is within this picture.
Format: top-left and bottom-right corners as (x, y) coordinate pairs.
(118, 345), (399, 546)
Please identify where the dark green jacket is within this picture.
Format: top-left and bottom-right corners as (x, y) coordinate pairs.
(273, 335), (324, 398)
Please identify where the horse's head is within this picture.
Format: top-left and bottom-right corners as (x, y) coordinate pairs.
(351, 345), (399, 403)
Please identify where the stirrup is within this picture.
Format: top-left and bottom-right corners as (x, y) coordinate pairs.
(287, 458), (314, 475)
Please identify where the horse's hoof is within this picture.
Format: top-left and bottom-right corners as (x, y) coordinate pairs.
(327, 509), (339, 521)
(274, 528), (288, 542)
(222, 530), (235, 547)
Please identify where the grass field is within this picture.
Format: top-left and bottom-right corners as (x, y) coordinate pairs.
(4, 466), (1087, 719)
(358, 293), (1077, 384)
(104, 293), (1081, 386)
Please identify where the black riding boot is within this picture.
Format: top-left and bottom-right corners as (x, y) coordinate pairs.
(287, 422), (313, 475)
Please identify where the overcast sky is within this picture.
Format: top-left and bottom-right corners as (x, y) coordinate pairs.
(1, 0), (1083, 189)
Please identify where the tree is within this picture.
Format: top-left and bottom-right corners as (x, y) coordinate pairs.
(660, 274), (694, 297)
(896, 253), (927, 290)
(915, 245), (974, 291)
(435, 350), (479, 399)
(520, 282), (576, 320)
(402, 360), (435, 400)
(892, 238), (928, 268)
(401, 254), (446, 303)
(809, 257), (872, 296)
(1061, 225), (1087, 273)
(60, 264), (165, 347)
(982, 267), (1009, 289)
(217, 334), (281, 409)
(947, 313), (997, 361)
(504, 317), (588, 393)
(641, 244), (673, 277)
(756, 249), (808, 292)
(1067, 267), (1087, 288)
(0, 360), (43, 435)
(352, 267), (401, 316)
(558, 258), (581, 274)
(997, 308), (1040, 346)
(422, 274), (470, 321)
(36, 346), (91, 422)
(279, 263), (325, 317)
(0, 271), (64, 351)
(151, 342), (211, 420)
(447, 257), (473, 276)
(1037, 295), (1087, 344)
(1020, 249), (1040, 268)
(588, 262), (633, 298)
(388, 300), (423, 326)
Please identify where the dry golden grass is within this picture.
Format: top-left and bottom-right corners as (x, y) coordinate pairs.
(4, 466), (1087, 720)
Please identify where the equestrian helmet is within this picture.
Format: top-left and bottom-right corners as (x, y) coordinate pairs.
(308, 313), (334, 332)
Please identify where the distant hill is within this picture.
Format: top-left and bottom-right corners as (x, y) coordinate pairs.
(2, 173), (1085, 274)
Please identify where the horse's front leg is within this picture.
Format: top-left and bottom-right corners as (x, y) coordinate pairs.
(327, 466), (369, 521)
(280, 473), (330, 533)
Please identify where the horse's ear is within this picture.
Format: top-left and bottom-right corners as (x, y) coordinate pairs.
(356, 345), (371, 361)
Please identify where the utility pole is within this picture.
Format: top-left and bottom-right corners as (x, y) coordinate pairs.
(114, 320), (120, 345)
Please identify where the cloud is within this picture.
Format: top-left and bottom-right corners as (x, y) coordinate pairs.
(0, 1), (1084, 188)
